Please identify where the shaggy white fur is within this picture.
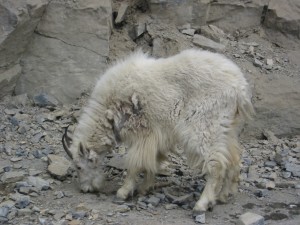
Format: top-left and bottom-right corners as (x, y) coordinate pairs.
(65, 49), (254, 212)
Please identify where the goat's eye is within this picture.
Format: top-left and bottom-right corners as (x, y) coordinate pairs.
(88, 158), (93, 163)
(77, 166), (82, 170)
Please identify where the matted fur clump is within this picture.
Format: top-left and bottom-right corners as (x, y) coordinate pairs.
(62, 49), (254, 212)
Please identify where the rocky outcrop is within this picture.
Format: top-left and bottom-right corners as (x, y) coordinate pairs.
(0, 0), (49, 99)
(264, 0), (300, 39)
(15, 0), (112, 104)
(147, 0), (268, 31)
(148, 0), (300, 39)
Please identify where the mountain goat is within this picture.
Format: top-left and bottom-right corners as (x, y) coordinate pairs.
(62, 49), (254, 212)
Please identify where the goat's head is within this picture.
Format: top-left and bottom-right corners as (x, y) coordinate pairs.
(62, 126), (106, 193)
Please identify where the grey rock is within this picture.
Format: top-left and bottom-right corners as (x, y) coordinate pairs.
(128, 22), (147, 40)
(164, 204), (178, 210)
(0, 171), (24, 183)
(32, 132), (45, 143)
(72, 211), (87, 220)
(54, 191), (64, 199)
(4, 109), (18, 116)
(107, 155), (126, 170)
(282, 171), (291, 178)
(11, 94), (30, 108)
(0, 207), (9, 218)
(38, 217), (50, 225)
(207, 2), (265, 33)
(247, 165), (260, 181)
(237, 212), (264, 225)
(137, 201), (148, 209)
(264, 161), (277, 168)
(262, 130), (279, 143)
(10, 157), (22, 162)
(0, 217), (8, 223)
(200, 24), (226, 43)
(265, 181), (275, 190)
(6, 209), (17, 220)
(181, 29), (195, 36)
(274, 151), (288, 165)
(284, 163), (300, 177)
(115, 2), (129, 24)
(193, 34), (225, 52)
(266, 59), (274, 66)
(28, 169), (43, 176)
(163, 188), (194, 206)
(47, 154), (72, 180)
(112, 197), (125, 205)
(15, 181), (30, 189)
(148, 0), (208, 27)
(115, 205), (130, 213)
(195, 212), (205, 224)
(18, 187), (31, 195)
(0, 0), (48, 98)
(33, 93), (60, 108)
(27, 176), (50, 191)
(254, 189), (268, 197)
(0, 164), (10, 174)
(17, 208), (32, 216)
(0, 201), (15, 208)
(255, 53), (264, 60)
(146, 196), (160, 207)
(15, 0), (112, 104)
(253, 58), (263, 68)
(264, 0), (300, 38)
(15, 196), (31, 209)
(154, 193), (165, 200)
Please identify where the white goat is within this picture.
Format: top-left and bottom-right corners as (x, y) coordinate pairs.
(62, 49), (254, 212)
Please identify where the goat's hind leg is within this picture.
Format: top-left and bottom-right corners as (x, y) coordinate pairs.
(193, 159), (225, 212)
(116, 168), (139, 200)
(217, 164), (240, 203)
(218, 137), (241, 203)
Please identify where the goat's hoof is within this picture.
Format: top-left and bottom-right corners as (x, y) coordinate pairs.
(217, 194), (228, 204)
(116, 188), (129, 200)
(193, 204), (207, 212)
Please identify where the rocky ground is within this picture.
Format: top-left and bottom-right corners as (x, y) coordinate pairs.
(0, 90), (299, 225)
(1, 2), (300, 224)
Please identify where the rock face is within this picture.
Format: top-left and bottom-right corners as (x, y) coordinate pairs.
(264, 0), (300, 39)
(0, 0), (49, 99)
(147, 0), (267, 31)
(14, 0), (112, 103)
(148, 0), (209, 27)
(207, 0), (267, 33)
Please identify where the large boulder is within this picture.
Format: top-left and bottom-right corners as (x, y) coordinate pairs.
(147, 0), (209, 27)
(15, 0), (112, 104)
(207, 0), (268, 33)
(0, 0), (48, 99)
(264, 0), (300, 39)
(246, 74), (300, 138)
(147, 0), (268, 31)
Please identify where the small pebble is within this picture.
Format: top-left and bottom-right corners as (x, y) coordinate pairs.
(194, 212), (205, 224)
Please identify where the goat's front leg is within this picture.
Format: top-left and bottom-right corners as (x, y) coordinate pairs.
(116, 168), (139, 200)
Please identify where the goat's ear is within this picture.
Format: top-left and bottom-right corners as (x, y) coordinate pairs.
(131, 92), (141, 114)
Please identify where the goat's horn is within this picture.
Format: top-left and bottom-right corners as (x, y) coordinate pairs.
(62, 125), (73, 159)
